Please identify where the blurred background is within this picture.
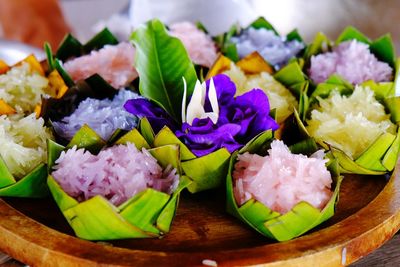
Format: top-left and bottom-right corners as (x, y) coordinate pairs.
(0, 0), (399, 63)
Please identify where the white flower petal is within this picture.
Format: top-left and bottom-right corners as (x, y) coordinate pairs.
(181, 77), (187, 123)
(208, 78), (219, 121)
(186, 80), (206, 125)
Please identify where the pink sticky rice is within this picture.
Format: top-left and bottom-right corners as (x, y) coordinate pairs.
(51, 143), (179, 206)
(309, 40), (392, 84)
(169, 21), (218, 68)
(233, 140), (332, 214)
(63, 42), (138, 89)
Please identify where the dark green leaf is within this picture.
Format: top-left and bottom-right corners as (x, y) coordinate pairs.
(55, 34), (83, 62)
(247, 17), (278, 35)
(130, 19), (198, 123)
(286, 29), (304, 42)
(83, 28), (118, 53)
(288, 138), (318, 155)
(370, 34), (396, 68)
(335, 26), (370, 45)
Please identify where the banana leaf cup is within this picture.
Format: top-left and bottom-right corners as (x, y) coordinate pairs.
(226, 137), (342, 241)
(0, 158), (48, 198)
(41, 28), (133, 123)
(47, 124), (190, 240)
(304, 26), (396, 86)
(135, 119), (231, 194)
(0, 55), (67, 116)
(294, 71), (400, 175)
(0, 114), (52, 198)
(215, 17), (305, 68)
(0, 55), (65, 198)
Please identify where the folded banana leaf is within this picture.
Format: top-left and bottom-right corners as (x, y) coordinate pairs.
(304, 26), (396, 78)
(0, 158), (48, 198)
(0, 56), (56, 197)
(41, 29), (123, 123)
(47, 125), (190, 240)
(216, 17), (305, 65)
(294, 72), (400, 174)
(226, 138), (342, 241)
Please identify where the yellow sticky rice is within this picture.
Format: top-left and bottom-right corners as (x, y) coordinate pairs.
(307, 86), (396, 159)
(0, 114), (53, 178)
(224, 64), (298, 123)
(0, 62), (48, 114)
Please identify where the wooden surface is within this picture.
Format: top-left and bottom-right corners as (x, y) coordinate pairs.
(0, 163), (397, 266)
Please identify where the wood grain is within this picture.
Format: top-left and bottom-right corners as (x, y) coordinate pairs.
(0, 162), (397, 266)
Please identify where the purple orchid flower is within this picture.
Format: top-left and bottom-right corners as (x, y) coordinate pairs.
(176, 118), (242, 157)
(124, 98), (178, 133)
(124, 74), (279, 157)
(226, 88), (279, 143)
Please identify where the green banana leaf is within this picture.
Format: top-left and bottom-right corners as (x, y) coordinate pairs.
(55, 28), (118, 62)
(303, 32), (331, 64)
(273, 61), (310, 120)
(41, 29), (124, 123)
(295, 77), (400, 174)
(0, 157), (49, 198)
(130, 19), (198, 123)
(248, 17), (279, 34)
(304, 26), (396, 83)
(47, 125), (189, 240)
(0, 114), (51, 197)
(335, 26), (395, 68)
(46, 28), (119, 89)
(226, 140), (342, 241)
(151, 126), (230, 193)
(219, 17), (305, 65)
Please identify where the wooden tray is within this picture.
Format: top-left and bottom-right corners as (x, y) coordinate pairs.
(0, 162), (399, 266)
